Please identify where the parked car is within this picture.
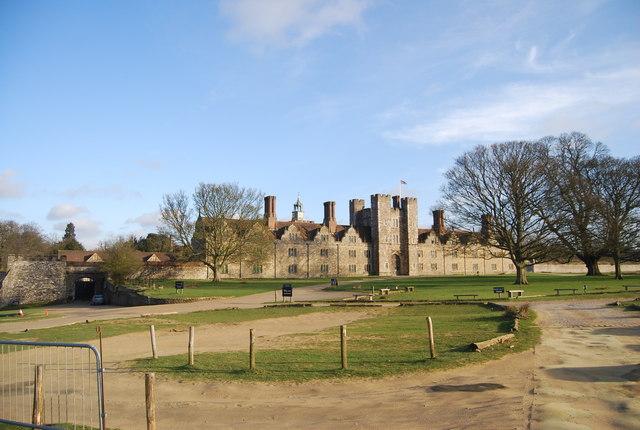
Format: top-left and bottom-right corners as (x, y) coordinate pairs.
(90, 294), (105, 305)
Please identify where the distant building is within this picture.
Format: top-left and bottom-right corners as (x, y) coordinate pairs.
(211, 194), (515, 279)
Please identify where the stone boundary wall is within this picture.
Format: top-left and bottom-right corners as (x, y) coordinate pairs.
(104, 284), (216, 306)
(533, 262), (640, 274)
(0, 256), (69, 307)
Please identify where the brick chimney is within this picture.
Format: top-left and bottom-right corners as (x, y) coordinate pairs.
(323, 201), (337, 233)
(264, 196), (277, 229)
(481, 214), (492, 236)
(432, 210), (446, 235)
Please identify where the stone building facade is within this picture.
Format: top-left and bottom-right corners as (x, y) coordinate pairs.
(214, 194), (515, 279)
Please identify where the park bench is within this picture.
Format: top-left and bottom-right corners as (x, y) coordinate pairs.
(507, 290), (524, 298)
(554, 288), (578, 295)
(379, 288), (391, 295)
(623, 285), (640, 291)
(454, 294), (478, 300)
(353, 294), (373, 301)
(404, 286), (415, 292)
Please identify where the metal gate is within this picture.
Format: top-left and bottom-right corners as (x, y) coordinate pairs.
(0, 340), (105, 430)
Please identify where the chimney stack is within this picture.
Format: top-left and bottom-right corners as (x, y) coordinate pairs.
(264, 196), (277, 229)
(432, 210), (446, 235)
(481, 214), (492, 236)
(323, 201), (337, 233)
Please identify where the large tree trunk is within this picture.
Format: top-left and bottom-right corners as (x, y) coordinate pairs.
(514, 264), (528, 285)
(613, 255), (623, 280)
(581, 255), (603, 276)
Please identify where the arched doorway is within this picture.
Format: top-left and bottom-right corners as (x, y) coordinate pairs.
(392, 254), (401, 275)
(74, 277), (96, 301)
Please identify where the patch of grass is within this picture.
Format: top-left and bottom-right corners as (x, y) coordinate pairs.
(0, 307), (60, 324)
(0, 306), (340, 343)
(132, 278), (361, 299)
(326, 274), (640, 301)
(131, 304), (541, 383)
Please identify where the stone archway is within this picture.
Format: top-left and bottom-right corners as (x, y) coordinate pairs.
(74, 277), (96, 301)
(392, 253), (401, 276)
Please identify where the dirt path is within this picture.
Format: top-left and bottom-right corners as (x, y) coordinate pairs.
(100, 298), (639, 430)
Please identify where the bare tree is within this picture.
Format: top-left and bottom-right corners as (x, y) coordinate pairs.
(596, 156), (640, 279)
(538, 132), (609, 276)
(160, 183), (272, 282)
(441, 141), (557, 284)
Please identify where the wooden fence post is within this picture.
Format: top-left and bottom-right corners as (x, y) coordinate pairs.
(150, 325), (158, 359)
(250, 329), (256, 370)
(32, 365), (44, 425)
(427, 317), (436, 358)
(188, 326), (195, 365)
(145, 373), (156, 430)
(341, 325), (348, 370)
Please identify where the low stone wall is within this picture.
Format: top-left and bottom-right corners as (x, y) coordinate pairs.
(104, 284), (215, 307)
(533, 262), (640, 274)
(0, 256), (68, 307)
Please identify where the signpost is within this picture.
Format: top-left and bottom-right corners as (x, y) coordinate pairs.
(493, 287), (504, 298)
(282, 284), (293, 302)
(175, 281), (184, 294)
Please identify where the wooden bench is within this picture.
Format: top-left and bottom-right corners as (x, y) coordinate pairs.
(379, 288), (391, 295)
(624, 285), (640, 291)
(353, 294), (373, 301)
(454, 294), (478, 300)
(404, 286), (415, 292)
(554, 288), (578, 295)
(507, 290), (524, 298)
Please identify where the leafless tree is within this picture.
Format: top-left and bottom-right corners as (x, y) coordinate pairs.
(595, 156), (640, 279)
(441, 141), (557, 284)
(160, 182), (272, 282)
(537, 132), (609, 276)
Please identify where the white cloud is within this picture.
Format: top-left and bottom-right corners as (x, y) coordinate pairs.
(64, 184), (141, 199)
(136, 159), (164, 170)
(219, 0), (371, 49)
(0, 169), (26, 198)
(47, 203), (88, 220)
(126, 211), (161, 229)
(384, 67), (640, 146)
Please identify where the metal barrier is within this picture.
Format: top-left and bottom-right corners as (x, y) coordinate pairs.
(0, 340), (105, 430)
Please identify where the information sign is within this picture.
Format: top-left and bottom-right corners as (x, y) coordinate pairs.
(282, 284), (293, 297)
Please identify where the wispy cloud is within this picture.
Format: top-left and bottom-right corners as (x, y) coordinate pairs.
(219, 0), (371, 50)
(126, 211), (161, 229)
(64, 184), (141, 199)
(384, 66), (640, 146)
(47, 203), (89, 220)
(136, 159), (165, 171)
(0, 170), (26, 198)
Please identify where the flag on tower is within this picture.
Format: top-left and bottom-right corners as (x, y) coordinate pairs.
(400, 180), (407, 184)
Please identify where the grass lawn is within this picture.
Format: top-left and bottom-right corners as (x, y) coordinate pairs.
(325, 273), (640, 301)
(0, 307), (60, 325)
(131, 303), (540, 383)
(132, 277), (364, 299)
(0, 306), (339, 343)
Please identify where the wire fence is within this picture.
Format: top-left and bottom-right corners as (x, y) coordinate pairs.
(0, 340), (105, 430)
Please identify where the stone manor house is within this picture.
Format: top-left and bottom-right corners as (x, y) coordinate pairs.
(1, 192), (517, 306)
(214, 194), (515, 279)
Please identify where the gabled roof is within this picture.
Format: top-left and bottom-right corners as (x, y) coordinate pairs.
(58, 250), (173, 263)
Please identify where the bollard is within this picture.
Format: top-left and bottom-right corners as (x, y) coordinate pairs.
(150, 325), (158, 359)
(188, 326), (195, 365)
(145, 373), (156, 430)
(427, 317), (436, 358)
(341, 325), (348, 370)
(250, 329), (256, 370)
(32, 365), (44, 425)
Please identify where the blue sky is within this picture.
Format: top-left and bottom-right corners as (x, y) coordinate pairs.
(1, 0), (639, 249)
